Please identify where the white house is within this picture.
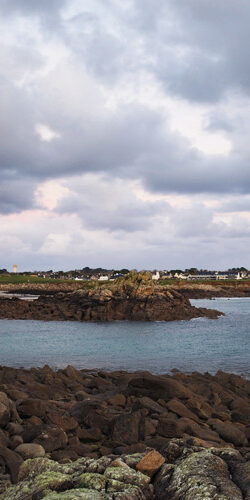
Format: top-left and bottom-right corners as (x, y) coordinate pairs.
(152, 271), (160, 280)
(98, 275), (109, 281)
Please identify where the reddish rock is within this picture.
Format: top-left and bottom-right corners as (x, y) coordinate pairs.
(108, 394), (126, 407)
(136, 450), (165, 477)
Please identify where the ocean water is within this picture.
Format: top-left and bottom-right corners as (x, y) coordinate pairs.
(0, 297), (249, 376)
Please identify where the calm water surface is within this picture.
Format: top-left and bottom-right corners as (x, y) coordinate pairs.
(0, 297), (249, 375)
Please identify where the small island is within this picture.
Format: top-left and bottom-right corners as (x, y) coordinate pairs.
(0, 272), (222, 322)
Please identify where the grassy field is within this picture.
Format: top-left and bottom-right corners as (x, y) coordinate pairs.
(0, 275), (70, 285)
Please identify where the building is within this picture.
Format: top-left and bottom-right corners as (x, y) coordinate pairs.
(152, 271), (160, 280)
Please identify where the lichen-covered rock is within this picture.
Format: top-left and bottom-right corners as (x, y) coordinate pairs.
(155, 444), (244, 499)
(0, 454), (153, 500)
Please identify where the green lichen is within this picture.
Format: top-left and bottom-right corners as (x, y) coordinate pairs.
(104, 466), (150, 488)
(77, 473), (106, 491)
(43, 489), (108, 499)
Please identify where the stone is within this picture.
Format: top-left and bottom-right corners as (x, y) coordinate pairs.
(47, 413), (78, 431)
(166, 398), (199, 421)
(128, 374), (192, 401)
(34, 426), (68, 452)
(17, 399), (47, 418)
(212, 421), (248, 447)
(0, 403), (10, 428)
(136, 450), (165, 477)
(155, 447), (243, 500)
(77, 427), (103, 442)
(138, 396), (166, 414)
(15, 443), (45, 459)
(111, 411), (141, 444)
(10, 435), (23, 450)
(7, 423), (23, 436)
(0, 446), (23, 483)
(108, 394), (126, 407)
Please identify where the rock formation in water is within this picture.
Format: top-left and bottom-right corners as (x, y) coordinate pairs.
(0, 366), (249, 497)
(0, 274), (222, 321)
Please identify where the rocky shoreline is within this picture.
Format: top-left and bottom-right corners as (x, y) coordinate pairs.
(174, 283), (250, 299)
(0, 286), (222, 322)
(0, 366), (249, 498)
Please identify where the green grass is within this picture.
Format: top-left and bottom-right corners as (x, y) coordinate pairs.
(0, 275), (71, 284)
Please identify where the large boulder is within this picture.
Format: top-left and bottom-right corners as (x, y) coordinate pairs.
(15, 443), (45, 460)
(111, 411), (142, 444)
(17, 399), (47, 418)
(128, 374), (192, 401)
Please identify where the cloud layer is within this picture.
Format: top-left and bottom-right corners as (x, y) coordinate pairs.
(1, 0), (250, 269)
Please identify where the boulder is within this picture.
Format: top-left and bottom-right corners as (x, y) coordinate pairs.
(15, 443), (45, 459)
(212, 422), (247, 447)
(136, 450), (165, 477)
(128, 374), (192, 401)
(0, 446), (23, 483)
(17, 399), (47, 418)
(112, 411), (142, 444)
(47, 414), (78, 431)
(34, 426), (68, 452)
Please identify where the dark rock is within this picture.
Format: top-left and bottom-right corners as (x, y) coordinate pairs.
(17, 399), (46, 418)
(112, 411), (142, 444)
(0, 447), (23, 484)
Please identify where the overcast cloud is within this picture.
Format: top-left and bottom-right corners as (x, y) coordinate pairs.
(1, 0), (250, 270)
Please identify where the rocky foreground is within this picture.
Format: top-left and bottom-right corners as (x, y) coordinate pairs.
(0, 285), (221, 321)
(0, 366), (249, 498)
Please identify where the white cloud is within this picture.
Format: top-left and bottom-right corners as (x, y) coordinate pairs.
(35, 123), (61, 142)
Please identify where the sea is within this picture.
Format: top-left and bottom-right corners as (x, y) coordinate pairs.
(0, 297), (249, 376)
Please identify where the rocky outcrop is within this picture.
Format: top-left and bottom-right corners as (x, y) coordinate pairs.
(2, 440), (250, 499)
(0, 284), (222, 321)
(0, 366), (248, 495)
(175, 283), (250, 299)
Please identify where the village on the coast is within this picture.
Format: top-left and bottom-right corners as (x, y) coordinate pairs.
(0, 265), (249, 282)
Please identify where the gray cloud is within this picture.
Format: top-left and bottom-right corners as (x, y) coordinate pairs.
(0, 0), (65, 16)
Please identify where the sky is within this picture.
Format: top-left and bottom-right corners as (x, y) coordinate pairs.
(1, 0), (250, 271)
